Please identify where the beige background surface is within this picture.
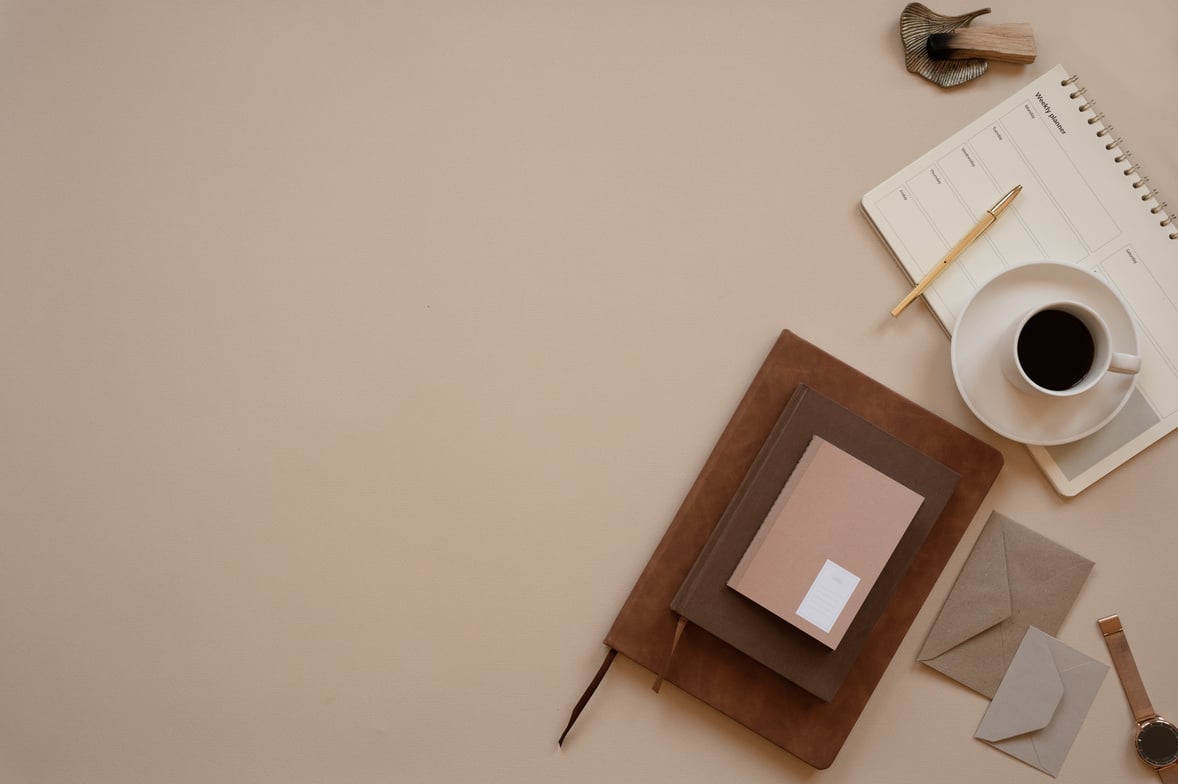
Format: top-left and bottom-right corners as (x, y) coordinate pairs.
(2, 2), (1176, 782)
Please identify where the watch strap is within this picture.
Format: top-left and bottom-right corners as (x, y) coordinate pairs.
(1159, 763), (1178, 783)
(1100, 614), (1157, 724)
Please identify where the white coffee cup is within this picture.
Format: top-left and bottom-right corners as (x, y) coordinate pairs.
(1001, 300), (1141, 397)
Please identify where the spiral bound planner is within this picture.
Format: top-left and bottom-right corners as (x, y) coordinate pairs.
(862, 64), (1178, 496)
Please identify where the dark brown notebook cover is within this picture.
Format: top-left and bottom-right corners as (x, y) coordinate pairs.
(670, 384), (960, 702)
(598, 330), (1004, 769)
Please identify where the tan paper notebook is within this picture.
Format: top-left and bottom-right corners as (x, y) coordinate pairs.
(728, 436), (924, 648)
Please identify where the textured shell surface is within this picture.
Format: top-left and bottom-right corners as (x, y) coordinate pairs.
(900, 3), (991, 88)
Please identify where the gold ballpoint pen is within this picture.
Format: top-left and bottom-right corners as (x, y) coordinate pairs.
(891, 184), (1022, 317)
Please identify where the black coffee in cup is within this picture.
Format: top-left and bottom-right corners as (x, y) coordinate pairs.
(1016, 309), (1096, 391)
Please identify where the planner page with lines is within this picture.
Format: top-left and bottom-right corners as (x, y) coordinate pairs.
(862, 64), (1178, 495)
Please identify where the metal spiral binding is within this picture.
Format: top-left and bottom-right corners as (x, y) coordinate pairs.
(1065, 74), (1178, 239)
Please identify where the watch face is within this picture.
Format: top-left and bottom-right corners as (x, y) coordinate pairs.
(1137, 720), (1178, 767)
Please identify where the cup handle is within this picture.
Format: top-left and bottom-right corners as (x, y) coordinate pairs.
(1109, 352), (1142, 375)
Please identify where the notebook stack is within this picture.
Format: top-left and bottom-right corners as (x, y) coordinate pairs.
(670, 385), (959, 702)
(562, 331), (1004, 768)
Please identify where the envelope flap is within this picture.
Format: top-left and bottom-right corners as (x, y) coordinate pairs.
(1002, 517), (1096, 646)
(976, 628), (1064, 741)
(918, 514), (1012, 660)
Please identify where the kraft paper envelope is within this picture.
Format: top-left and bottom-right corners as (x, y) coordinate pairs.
(975, 627), (1108, 777)
(917, 512), (1093, 698)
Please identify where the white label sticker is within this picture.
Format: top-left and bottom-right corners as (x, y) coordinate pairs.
(796, 560), (861, 633)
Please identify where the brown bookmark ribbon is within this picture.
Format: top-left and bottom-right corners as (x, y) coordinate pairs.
(558, 648), (618, 747)
(651, 616), (688, 693)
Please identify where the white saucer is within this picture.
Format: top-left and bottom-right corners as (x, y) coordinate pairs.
(950, 261), (1139, 446)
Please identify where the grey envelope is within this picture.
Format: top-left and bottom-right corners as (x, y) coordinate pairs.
(975, 627), (1108, 777)
(917, 512), (1094, 698)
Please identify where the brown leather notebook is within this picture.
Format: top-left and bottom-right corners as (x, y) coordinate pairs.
(564, 330), (1003, 769)
(670, 384), (959, 701)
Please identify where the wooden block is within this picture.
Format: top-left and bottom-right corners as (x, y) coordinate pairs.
(927, 23), (1037, 64)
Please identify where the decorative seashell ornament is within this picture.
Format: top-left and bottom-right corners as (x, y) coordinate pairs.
(900, 3), (991, 87)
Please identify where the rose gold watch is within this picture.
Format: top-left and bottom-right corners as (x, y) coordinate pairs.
(1100, 614), (1178, 782)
